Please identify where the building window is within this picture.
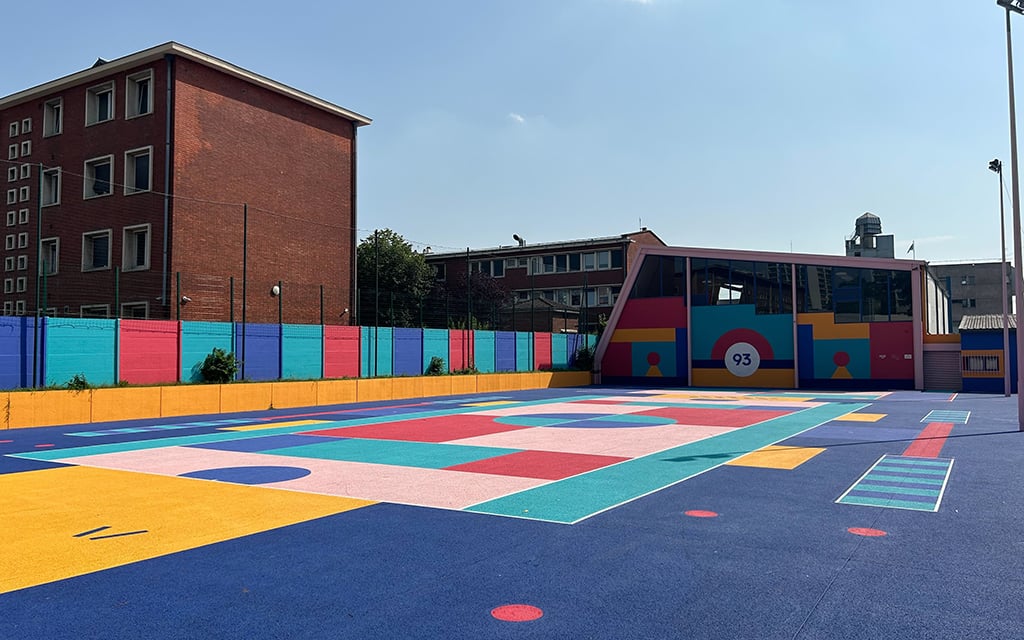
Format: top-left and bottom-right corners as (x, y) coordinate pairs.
(84, 155), (113, 198)
(125, 71), (153, 118)
(80, 304), (109, 318)
(19, 140), (30, 157)
(122, 224), (150, 271)
(18, 208), (27, 224)
(5, 235), (14, 251)
(962, 298), (977, 308)
(961, 275), (976, 286)
(16, 255), (26, 271)
(124, 147), (152, 194)
(41, 168), (60, 206)
(4, 211), (13, 226)
(82, 229), (111, 271)
(6, 167), (16, 182)
(17, 186), (28, 202)
(7, 122), (17, 138)
(40, 238), (58, 275)
(2, 301), (10, 315)
(14, 300), (25, 316)
(121, 302), (148, 319)
(15, 276), (26, 293)
(433, 263), (446, 280)
(6, 145), (15, 160)
(3, 257), (12, 271)
(19, 164), (29, 180)
(3, 278), (12, 294)
(86, 82), (115, 125)
(16, 232), (27, 249)
(20, 118), (31, 134)
(44, 98), (63, 136)
(5, 190), (15, 205)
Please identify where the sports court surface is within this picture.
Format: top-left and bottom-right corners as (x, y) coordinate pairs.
(2, 385), (1022, 639)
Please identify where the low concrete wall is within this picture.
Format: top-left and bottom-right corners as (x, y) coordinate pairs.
(2, 371), (592, 430)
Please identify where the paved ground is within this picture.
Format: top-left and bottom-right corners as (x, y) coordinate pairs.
(2, 386), (1022, 639)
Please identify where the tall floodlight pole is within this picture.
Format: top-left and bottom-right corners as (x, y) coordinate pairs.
(990, 158), (1012, 397)
(999, 0), (1024, 430)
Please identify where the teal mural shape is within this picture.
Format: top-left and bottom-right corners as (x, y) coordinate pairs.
(690, 305), (793, 360)
(631, 341), (677, 377)
(813, 338), (870, 379)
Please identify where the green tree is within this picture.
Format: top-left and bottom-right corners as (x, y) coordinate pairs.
(357, 229), (435, 327)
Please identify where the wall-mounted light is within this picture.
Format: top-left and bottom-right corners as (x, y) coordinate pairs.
(180, 295), (192, 304)
(270, 285), (281, 296)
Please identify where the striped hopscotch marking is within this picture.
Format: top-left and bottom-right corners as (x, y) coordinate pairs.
(836, 454), (954, 512)
(921, 410), (969, 424)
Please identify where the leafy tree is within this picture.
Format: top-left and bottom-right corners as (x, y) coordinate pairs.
(357, 229), (435, 327)
(432, 271), (511, 329)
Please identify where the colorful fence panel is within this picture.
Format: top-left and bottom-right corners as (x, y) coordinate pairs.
(44, 318), (117, 387)
(235, 323), (282, 382)
(282, 324), (323, 380)
(422, 329), (449, 373)
(0, 317), (37, 389)
(474, 330), (496, 373)
(181, 321), (234, 383)
(393, 328), (424, 376)
(119, 320), (179, 385)
(534, 333), (552, 371)
(449, 330), (473, 372)
(495, 331), (516, 372)
(361, 326), (393, 377)
(515, 332), (532, 371)
(324, 325), (360, 379)
(551, 333), (569, 369)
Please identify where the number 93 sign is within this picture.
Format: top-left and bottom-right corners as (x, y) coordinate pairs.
(724, 341), (760, 378)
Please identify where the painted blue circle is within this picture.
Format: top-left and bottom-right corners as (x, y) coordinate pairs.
(180, 465), (311, 484)
(496, 413), (674, 429)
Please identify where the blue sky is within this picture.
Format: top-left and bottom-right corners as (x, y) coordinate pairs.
(2, 1), (1016, 262)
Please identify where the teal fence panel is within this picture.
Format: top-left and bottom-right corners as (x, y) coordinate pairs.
(181, 321), (234, 382)
(515, 332), (532, 371)
(44, 318), (117, 387)
(473, 330), (496, 373)
(282, 324), (324, 380)
(552, 333), (569, 369)
(422, 329), (449, 373)
(361, 326), (393, 377)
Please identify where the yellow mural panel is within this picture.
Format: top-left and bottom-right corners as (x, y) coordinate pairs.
(797, 313), (870, 340)
(692, 368), (795, 389)
(611, 328), (677, 343)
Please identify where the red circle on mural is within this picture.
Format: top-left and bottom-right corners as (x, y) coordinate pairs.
(833, 351), (851, 367)
(647, 352), (661, 366)
(848, 527), (886, 537)
(491, 604), (543, 622)
(685, 510), (719, 518)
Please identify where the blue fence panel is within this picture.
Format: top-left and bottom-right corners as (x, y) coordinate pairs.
(181, 321), (234, 383)
(281, 324), (323, 380)
(495, 331), (516, 372)
(551, 333), (569, 369)
(0, 317), (37, 389)
(515, 332), (533, 371)
(393, 328), (423, 376)
(360, 327), (393, 377)
(235, 323), (282, 381)
(422, 329), (449, 373)
(473, 330), (496, 373)
(44, 318), (116, 387)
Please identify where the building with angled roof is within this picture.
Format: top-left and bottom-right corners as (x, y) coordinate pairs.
(0, 42), (370, 322)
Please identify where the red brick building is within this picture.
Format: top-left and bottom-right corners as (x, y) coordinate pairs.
(0, 42), (370, 323)
(425, 229), (666, 334)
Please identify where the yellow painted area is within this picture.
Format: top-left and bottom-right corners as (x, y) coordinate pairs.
(221, 419), (331, 432)
(420, 376), (452, 398)
(924, 333), (961, 344)
(8, 390), (92, 429)
(752, 396), (813, 402)
(797, 313), (870, 339)
(836, 412), (886, 422)
(551, 371), (590, 387)
(610, 328), (676, 343)
(271, 381), (317, 408)
(357, 377), (394, 402)
(0, 466), (372, 594)
(315, 379), (358, 405)
(692, 369), (795, 389)
(161, 384), (221, 417)
(91, 387), (163, 423)
(477, 374), (505, 392)
(726, 445), (826, 470)
(391, 377), (425, 400)
(0, 391), (8, 428)
(220, 383), (273, 413)
(450, 375), (478, 395)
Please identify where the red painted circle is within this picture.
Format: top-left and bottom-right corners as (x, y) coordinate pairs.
(34, 443), (54, 448)
(848, 527), (886, 537)
(685, 510), (719, 518)
(647, 352), (661, 366)
(491, 604), (543, 622)
(833, 351), (851, 367)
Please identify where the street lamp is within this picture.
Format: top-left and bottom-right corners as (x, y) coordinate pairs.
(997, 0), (1024, 429)
(989, 158), (1012, 397)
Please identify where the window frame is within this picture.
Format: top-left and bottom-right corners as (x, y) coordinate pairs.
(83, 154), (115, 199)
(122, 223), (151, 271)
(124, 146), (152, 194)
(40, 237), (58, 275)
(120, 301), (149, 319)
(19, 140), (30, 157)
(85, 81), (115, 126)
(79, 304), (110, 318)
(19, 163), (30, 180)
(20, 118), (31, 134)
(125, 70), (153, 119)
(18, 208), (27, 224)
(6, 166), (16, 182)
(43, 98), (63, 137)
(81, 229), (112, 272)
(7, 122), (17, 138)
(41, 168), (60, 206)
(7, 144), (16, 161)
(16, 255), (27, 271)
(16, 232), (27, 249)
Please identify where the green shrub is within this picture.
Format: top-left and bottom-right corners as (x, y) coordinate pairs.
(66, 373), (90, 391)
(574, 344), (596, 371)
(426, 356), (446, 376)
(200, 348), (239, 384)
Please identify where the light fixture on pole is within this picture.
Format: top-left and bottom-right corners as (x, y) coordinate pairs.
(989, 158), (1012, 397)
(997, 0), (1024, 429)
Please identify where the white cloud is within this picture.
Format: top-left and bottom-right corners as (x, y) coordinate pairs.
(508, 112), (526, 124)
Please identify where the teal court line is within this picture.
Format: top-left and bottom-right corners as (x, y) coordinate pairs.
(465, 402), (868, 524)
(7, 394), (614, 461)
(836, 454), (955, 513)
